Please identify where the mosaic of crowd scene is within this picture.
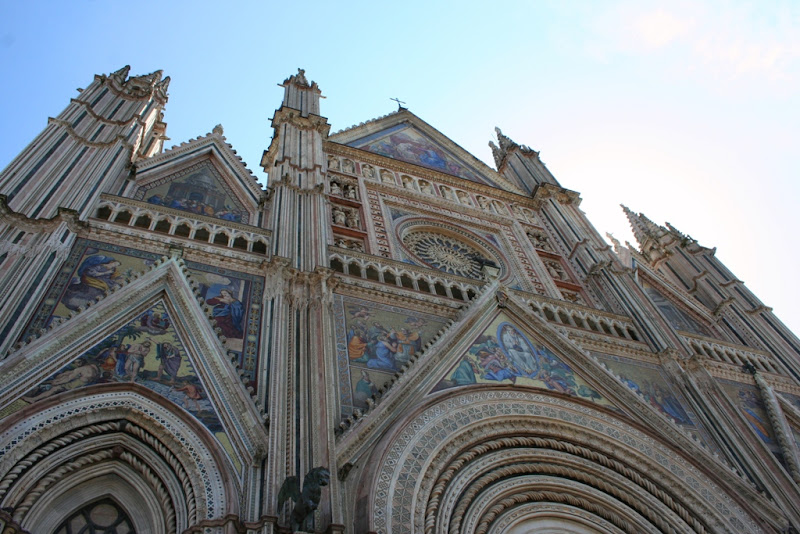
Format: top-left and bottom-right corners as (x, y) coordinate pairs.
(20, 303), (222, 433)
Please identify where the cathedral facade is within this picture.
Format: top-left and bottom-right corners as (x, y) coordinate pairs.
(0, 66), (799, 533)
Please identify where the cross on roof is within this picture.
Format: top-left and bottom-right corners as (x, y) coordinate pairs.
(390, 97), (407, 110)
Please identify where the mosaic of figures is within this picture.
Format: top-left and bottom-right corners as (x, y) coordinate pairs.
(719, 380), (784, 464)
(349, 124), (484, 183)
(334, 296), (447, 416)
(22, 240), (263, 387)
(185, 261), (263, 387)
(591, 353), (699, 430)
(8, 302), (225, 439)
(134, 161), (249, 224)
(642, 282), (713, 337)
(433, 315), (611, 408)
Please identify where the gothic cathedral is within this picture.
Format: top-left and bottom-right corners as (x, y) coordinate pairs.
(1, 67), (799, 533)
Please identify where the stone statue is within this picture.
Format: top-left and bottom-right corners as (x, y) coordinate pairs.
(342, 159), (355, 173)
(346, 211), (359, 229)
(362, 165), (375, 179)
(278, 466), (331, 532)
(381, 170), (395, 184)
(330, 180), (342, 196)
(327, 156), (339, 171)
(346, 185), (357, 200)
(332, 207), (346, 226)
(419, 180), (432, 194)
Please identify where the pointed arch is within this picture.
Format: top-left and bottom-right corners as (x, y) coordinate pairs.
(355, 387), (769, 534)
(0, 385), (238, 532)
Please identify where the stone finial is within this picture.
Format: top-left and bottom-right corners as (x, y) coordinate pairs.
(489, 140), (503, 168)
(108, 65), (131, 85)
(284, 68), (311, 88)
(621, 205), (678, 264)
(212, 124), (224, 136)
(495, 127), (517, 152)
(104, 66), (169, 101)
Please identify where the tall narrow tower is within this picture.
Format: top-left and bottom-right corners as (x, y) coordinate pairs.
(259, 70), (340, 530)
(0, 65), (169, 219)
(0, 66), (168, 353)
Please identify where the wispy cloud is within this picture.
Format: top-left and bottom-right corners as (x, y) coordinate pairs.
(631, 8), (695, 49)
(581, 1), (800, 89)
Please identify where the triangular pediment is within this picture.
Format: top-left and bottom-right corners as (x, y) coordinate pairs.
(0, 258), (268, 471)
(330, 110), (522, 193)
(336, 284), (721, 464)
(132, 128), (265, 225)
(430, 313), (614, 407)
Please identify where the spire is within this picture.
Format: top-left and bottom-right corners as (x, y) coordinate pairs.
(622, 205), (665, 246)
(621, 205), (677, 265)
(491, 127), (540, 169)
(495, 127), (517, 152)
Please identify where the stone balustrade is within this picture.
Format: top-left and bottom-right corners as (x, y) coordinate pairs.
(329, 247), (483, 302)
(94, 194), (270, 255)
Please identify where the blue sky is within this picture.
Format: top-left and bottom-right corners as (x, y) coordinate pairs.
(1, 1), (798, 333)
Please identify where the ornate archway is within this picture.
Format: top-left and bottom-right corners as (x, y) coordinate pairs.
(0, 386), (239, 533)
(359, 388), (765, 534)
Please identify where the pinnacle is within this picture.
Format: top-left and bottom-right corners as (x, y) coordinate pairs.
(622, 204), (659, 249)
(494, 127), (517, 152)
(488, 140), (503, 169)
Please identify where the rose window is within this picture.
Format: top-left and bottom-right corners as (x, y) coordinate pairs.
(402, 231), (494, 279)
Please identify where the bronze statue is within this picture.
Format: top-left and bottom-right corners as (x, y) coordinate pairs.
(278, 466), (330, 532)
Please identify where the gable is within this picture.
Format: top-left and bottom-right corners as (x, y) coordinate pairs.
(1, 256), (269, 476)
(134, 159), (252, 224)
(431, 312), (613, 408)
(347, 123), (499, 186)
(14, 300), (226, 436)
(20, 238), (265, 388)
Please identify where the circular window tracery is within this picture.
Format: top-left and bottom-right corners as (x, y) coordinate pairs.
(401, 228), (501, 279)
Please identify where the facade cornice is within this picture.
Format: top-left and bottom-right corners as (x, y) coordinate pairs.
(271, 107), (331, 134)
(326, 141), (539, 206)
(333, 280), (463, 316)
(377, 188), (513, 227)
(329, 245), (488, 288)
